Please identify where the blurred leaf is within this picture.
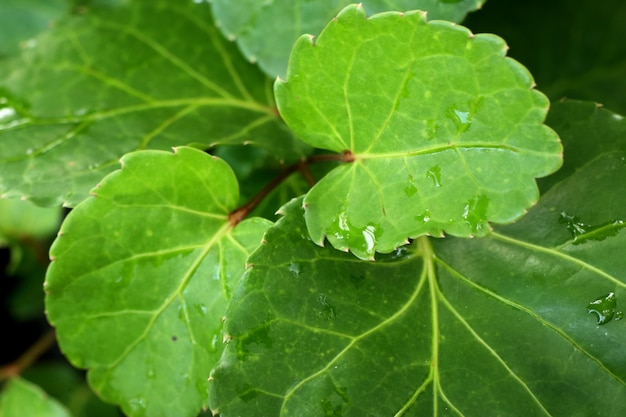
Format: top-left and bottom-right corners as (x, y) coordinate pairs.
(210, 143), (626, 415)
(0, 0), (309, 207)
(45, 147), (271, 417)
(542, 100), (626, 191)
(0, 377), (71, 417)
(0, 199), (61, 246)
(276, 5), (562, 259)
(0, 0), (69, 58)
(464, 0), (626, 114)
(211, 0), (486, 78)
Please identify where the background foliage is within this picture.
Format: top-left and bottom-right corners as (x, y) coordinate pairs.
(1, 0), (625, 416)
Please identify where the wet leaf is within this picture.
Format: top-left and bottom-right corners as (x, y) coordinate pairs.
(0, 0), (308, 207)
(275, 5), (562, 259)
(210, 144), (626, 415)
(0, 377), (71, 417)
(44, 147), (271, 417)
(211, 0), (486, 78)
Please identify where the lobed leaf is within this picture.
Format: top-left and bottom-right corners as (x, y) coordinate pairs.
(0, 0), (309, 207)
(275, 5), (563, 259)
(211, 0), (486, 78)
(44, 147), (271, 417)
(210, 143), (626, 415)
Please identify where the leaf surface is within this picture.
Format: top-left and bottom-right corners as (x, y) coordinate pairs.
(0, 378), (71, 417)
(44, 147), (271, 417)
(210, 139), (626, 416)
(0, 0), (308, 206)
(275, 5), (562, 259)
(211, 0), (486, 78)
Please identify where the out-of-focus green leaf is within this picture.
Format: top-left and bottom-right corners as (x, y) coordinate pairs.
(276, 5), (562, 259)
(0, 199), (62, 246)
(464, 0), (626, 114)
(210, 143), (626, 415)
(211, 0), (486, 78)
(0, 0), (309, 207)
(0, 377), (71, 417)
(542, 100), (626, 191)
(45, 147), (271, 417)
(0, 0), (69, 58)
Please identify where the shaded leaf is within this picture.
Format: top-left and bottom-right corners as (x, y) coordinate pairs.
(464, 0), (626, 115)
(275, 5), (562, 259)
(210, 144), (626, 415)
(0, 0), (308, 207)
(0, 199), (62, 246)
(0, 0), (69, 58)
(211, 0), (486, 78)
(45, 147), (271, 417)
(542, 100), (626, 191)
(0, 377), (71, 417)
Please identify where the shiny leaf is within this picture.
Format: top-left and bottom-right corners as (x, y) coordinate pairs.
(0, 0), (308, 206)
(275, 5), (562, 259)
(45, 147), (271, 417)
(211, 0), (486, 78)
(210, 142), (626, 415)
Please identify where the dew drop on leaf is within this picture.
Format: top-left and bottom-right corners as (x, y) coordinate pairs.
(288, 261), (301, 276)
(462, 195), (490, 234)
(317, 294), (336, 320)
(426, 165), (442, 187)
(587, 292), (622, 325)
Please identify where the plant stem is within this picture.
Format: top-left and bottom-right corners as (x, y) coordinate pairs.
(228, 151), (352, 226)
(0, 329), (56, 380)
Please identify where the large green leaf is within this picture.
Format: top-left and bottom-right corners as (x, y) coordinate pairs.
(0, 0), (68, 58)
(0, 377), (71, 417)
(211, 0), (486, 78)
(275, 5), (562, 259)
(45, 147), (271, 417)
(542, 100), (626, 191)
(209, 143), (626, 415)
(0, 0), (308, 207)
(464, 0), (626, 115)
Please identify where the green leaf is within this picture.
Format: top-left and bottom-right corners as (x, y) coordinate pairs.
(0, 199), (62, 246)
(0, 0), (69, 58)
(275, 5), (562, 259)
(0, 377), (71, 417)
(44, 147), (271, 417)
(211, 0), (486, 78)
(210, 146), (626, 415)
(0, 0), (309, 207)
(542, 100), (626, 191)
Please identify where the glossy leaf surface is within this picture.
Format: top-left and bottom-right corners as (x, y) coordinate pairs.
(210, 143), (626, 415)
(0, 378), (71, 417)
(211, 0), (486, 78)
(275, 5), (563, 259)
(0, 0), (308, 207)
(45, 147), (271, 417)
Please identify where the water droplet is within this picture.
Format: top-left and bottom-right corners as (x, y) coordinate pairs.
(328, 210), (382, 259)
(588, 292), (622, 325)
(446, 106), (471, 135)
(317, 294), (336, 320)
(425, 119), (441, 140)
(0, 107), (17, 121)
(404, 183), (417, 197)
(288, 262), (301, 276)
(25, 148), (34, 156)
(146, 368), (156, 379)
(559, 211), (624, 244)
(462, 195), (489, 234)
(127, 397), (147, 414)
(415, 209), (431, 223)
(426, 166), (442, 187)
